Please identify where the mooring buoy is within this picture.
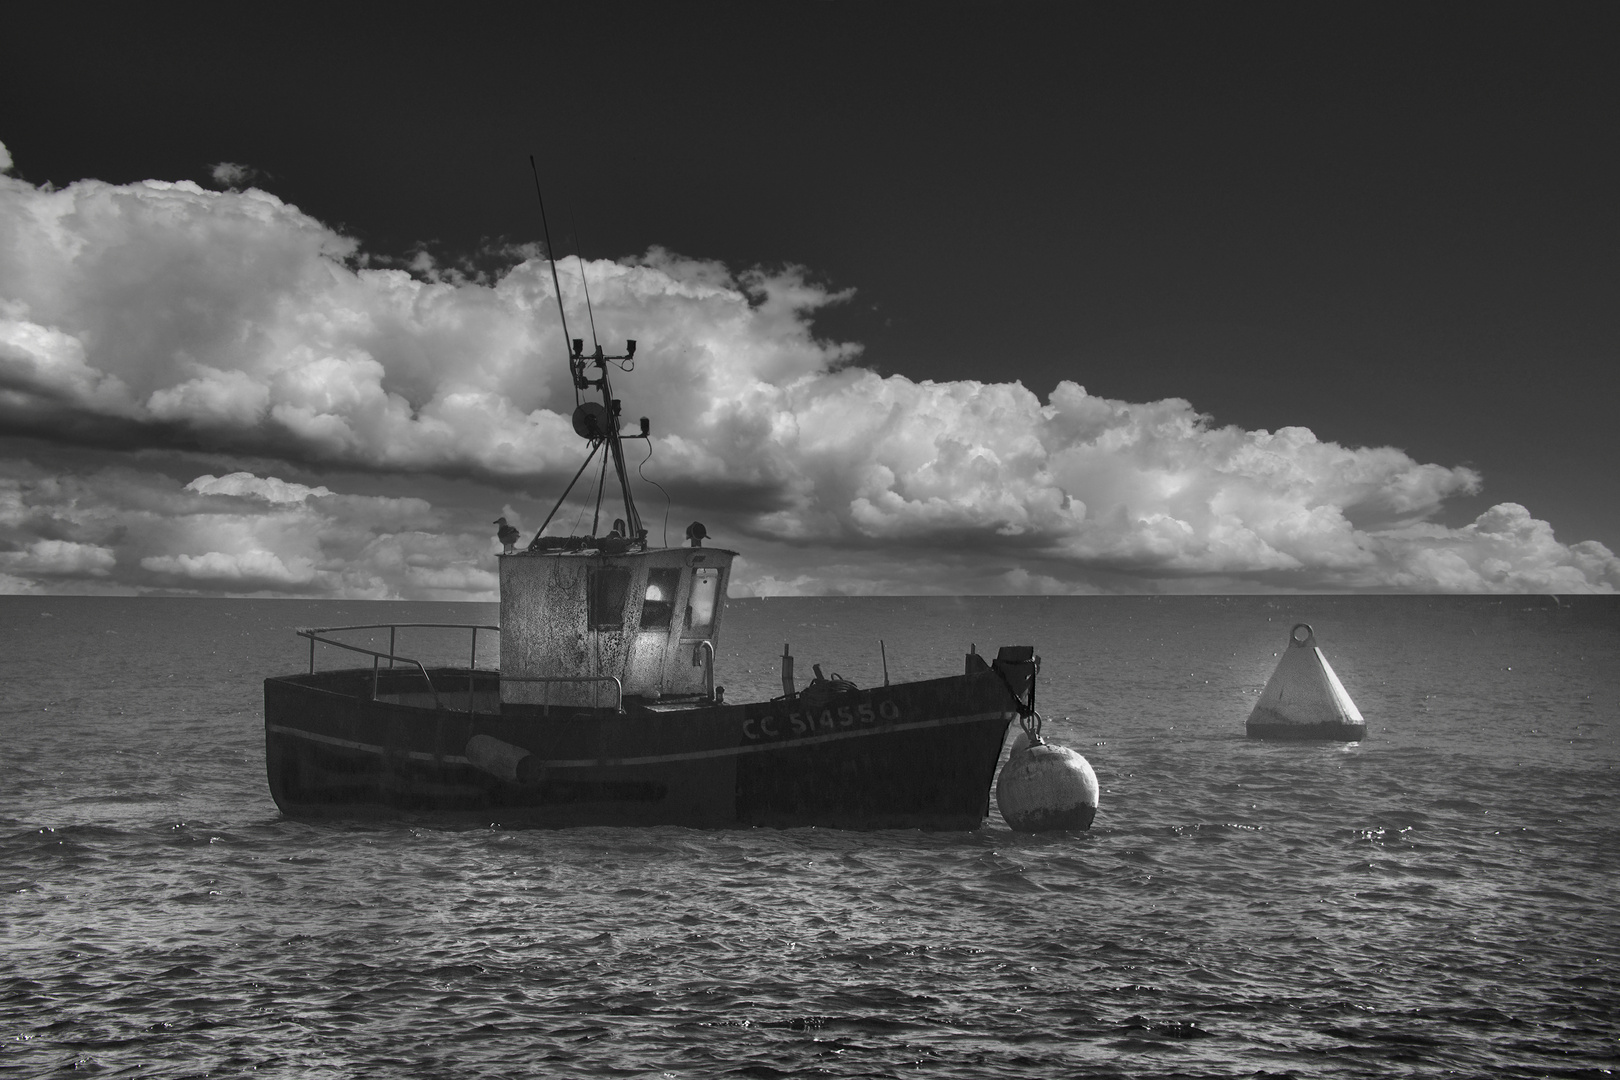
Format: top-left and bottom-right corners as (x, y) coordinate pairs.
(1008, 728), (1031, 757)
(997, 732), (1099, 832)
(1246, 623), (1367, 741)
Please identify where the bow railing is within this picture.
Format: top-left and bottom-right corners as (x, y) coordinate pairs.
(297, 622), (499, 711)
(295, 623), (624, 713)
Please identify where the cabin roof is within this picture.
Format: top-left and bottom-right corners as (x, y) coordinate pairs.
(499, 547), (739, 560)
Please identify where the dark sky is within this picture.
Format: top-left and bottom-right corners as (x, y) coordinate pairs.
(6, 2), (1619, 550)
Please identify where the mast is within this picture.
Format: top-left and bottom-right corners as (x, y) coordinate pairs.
(568, 336), (647, 544)
(527, 158), (650, 548)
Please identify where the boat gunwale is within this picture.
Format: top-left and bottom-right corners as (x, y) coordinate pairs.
(264, 665), (1018, 767)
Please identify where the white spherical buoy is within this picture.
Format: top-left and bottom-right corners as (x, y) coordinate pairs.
(996, 741), (1100, 832)
(1007, 728), (1032, 758)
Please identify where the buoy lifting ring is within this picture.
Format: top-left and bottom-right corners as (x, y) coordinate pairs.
(1290, 623), (1316, 647)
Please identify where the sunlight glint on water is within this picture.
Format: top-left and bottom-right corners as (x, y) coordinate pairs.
(2, 595), (1616, 1078)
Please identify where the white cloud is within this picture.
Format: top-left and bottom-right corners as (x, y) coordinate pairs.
(1, 301), (138, 413)
(209, 162), (256, 188)
(0, 169), (848, 481)
(0, 163), (1615, 594)
(186, 471), (330, 503)
(0, 461), (498, 599)
(0, 141), (11, 174)
(142, 549), (315, 585)
(0, 538), (116, 577)
(1364, 503), (1620, 593)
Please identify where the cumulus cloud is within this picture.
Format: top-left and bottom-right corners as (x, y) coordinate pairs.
(0, 165), (852, 482)
(209, 161), (259, 189)
(186, 471), (330, 503)
(142, 548), (315, 585)
(1364, 503), (1620, 593)
(0, 459), (498, 599)
(0, 538), (116, 577)
(0, 151), (1615, 595)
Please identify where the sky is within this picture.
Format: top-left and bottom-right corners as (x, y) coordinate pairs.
(1, 3), (1616, 598)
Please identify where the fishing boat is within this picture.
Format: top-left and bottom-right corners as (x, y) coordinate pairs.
(262, 185), (1041, 829)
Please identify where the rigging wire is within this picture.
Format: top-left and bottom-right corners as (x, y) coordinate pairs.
(572, 228), (601, 355)
(568, 496), (592, 539)
(530, 440), (601, 543)
(591, 436), (612, 538)
(524, 164), (643, 545)
(609, 428), (640, 538)
(527, 155), (580, 408)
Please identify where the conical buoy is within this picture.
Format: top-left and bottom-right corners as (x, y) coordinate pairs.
(1246, 623), (1367, 740)
(997, 738), (1100, 832)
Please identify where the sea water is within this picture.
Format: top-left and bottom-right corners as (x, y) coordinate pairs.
(2, 594), (1616, 1078)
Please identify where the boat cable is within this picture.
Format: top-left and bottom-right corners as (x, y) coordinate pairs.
(572, 227), (601, 356)
(609, 427), (642, 539)
(527, 155), (580, 409)
(990, 663), (1046, 746)
(799, 663), (861, 709)
(568, 497), (593, 540)
(636, 440), (673, 548)
(591, 432), (612, 537)
(602, 373), (644, 541)
(527, 439), (602, 548)
(525, 160), (645, 546)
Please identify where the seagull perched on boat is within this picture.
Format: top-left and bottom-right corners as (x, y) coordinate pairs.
(494, 517), (520, 554)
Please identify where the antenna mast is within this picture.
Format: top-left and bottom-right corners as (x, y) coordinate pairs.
(574, 228), (601, 356)
(525, 160), (650, 549)
(529, 155), (581, 409)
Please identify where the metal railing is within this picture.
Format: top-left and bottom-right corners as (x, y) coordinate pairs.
(500, 674), (625, 715)
(295, 623), (625, 714)
(298, 622), (499, 711)
(692, 640), (715, 701)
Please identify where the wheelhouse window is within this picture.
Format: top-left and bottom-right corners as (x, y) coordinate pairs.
(588, 566), (632, 630)
(639, 568), (681, 630)
(685, 567), (720, 635)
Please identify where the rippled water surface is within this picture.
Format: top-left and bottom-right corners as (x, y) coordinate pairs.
(3, 594), (1618, 1078)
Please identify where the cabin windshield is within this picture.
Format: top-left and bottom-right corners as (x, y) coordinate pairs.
(686, 567), (720, 635)
(640, 567), (681, 630)
(589, 566), (632, 630)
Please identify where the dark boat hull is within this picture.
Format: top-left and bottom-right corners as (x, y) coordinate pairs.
(264, 668), (1016, 829)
